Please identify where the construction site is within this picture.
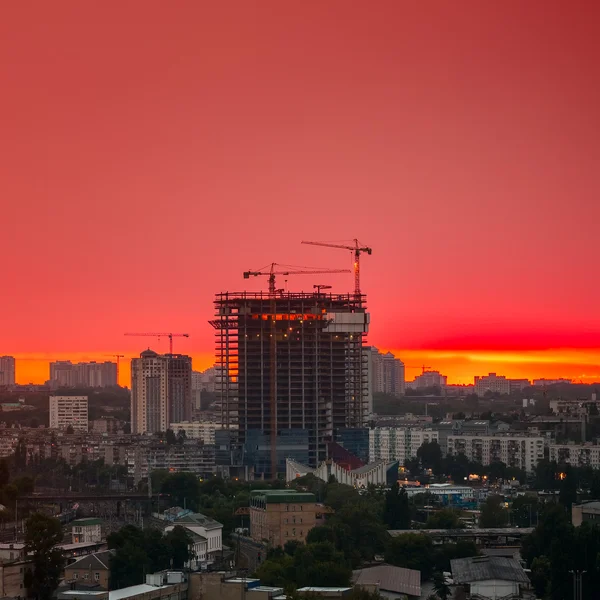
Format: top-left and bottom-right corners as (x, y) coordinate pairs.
(210, 241), (372, 479)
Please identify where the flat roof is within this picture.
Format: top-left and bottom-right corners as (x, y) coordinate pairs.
(297, 588), (351, 592)
(251, 490), (316, 504)
(72, 519), (102, 526)
(109, 584), (169, 600)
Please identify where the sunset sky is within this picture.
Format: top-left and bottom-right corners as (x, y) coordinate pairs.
(2, 1), (599, 386)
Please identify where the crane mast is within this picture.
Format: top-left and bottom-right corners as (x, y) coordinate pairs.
(301, 239), (372, 298)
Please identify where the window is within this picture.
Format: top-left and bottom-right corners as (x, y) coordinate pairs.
(83, 573), (89, 580)
(73, 573), (78, 580)
(94, 573), (100, 581)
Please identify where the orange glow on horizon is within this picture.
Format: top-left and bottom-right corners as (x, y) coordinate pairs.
(10, 347), (600, 388)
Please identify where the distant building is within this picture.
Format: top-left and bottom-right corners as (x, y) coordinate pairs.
(286, 457), (398, 487)
(90, 417), (121, 434)
(170, 420), (217, 444)
(406, 371), (447, 390)
(249, 490), (318, 547)
(0, 356), (15, 387)
(130, 350), (192, 434)
(533, 378), (572, 386)
(367, 348), (405, 397)
(474, 373), (531, 396)
(71, 518), (102, 544)
(49, 396), (89, 432)
(549, 443), (600, 468)
(49, 361), (117, 388)
(369, 427), (439, 464)
(447, 433), (544, 472)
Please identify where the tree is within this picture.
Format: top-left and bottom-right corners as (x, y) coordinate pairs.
(165, 429), (177, 445)
(511, 496), (539, 528)
(432, 571), (450, 600)
(559, 466), (577, 511)
(0, 459), (9, 487)
(479, 496), (508, 528)
(426, 509), (463, 529)
(384, 482), (411, 530)
(161, 472), (200, 511)
(417, 441), (443, 473)
(324, 483), (359, 511)
(165, 526), (192, 568)
(24, 513), (65, 600)
(530, 556), (551, 599)
(66, 425), (74, 434)
(385, 533), (436, 580)
(591, 471), (600, 500)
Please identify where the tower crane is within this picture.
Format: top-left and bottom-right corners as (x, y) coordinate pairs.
(105, 354), (125, 384)
(243, 263), (350, 295)
(406, 365), (433, 375)
(301, 239), (372, 297)
(124, 332), (190, 354)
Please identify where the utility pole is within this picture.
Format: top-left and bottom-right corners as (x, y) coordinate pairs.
(570, 569), (586, 600)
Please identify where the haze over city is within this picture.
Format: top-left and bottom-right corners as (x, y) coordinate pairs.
(2, 1), (599, 385)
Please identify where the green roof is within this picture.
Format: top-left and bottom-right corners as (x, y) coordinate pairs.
(252, 490), (316, 504)
(72, 518), (102, 526)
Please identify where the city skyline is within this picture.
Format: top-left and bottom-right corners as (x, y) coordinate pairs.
(2, 2), (599, 387)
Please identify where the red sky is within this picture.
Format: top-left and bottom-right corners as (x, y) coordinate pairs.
(1, 1), (599, 386)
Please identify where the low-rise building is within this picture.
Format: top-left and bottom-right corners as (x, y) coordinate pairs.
(572, 501), (600, 526)
(0, 559), (31, 597)
(450, 555), (530, 600)
(64, 550), (113, 588)
(72, 518), (103, 544)
(164, 512), (223, 563)
(353, 564), (421, 599)
(249, 490), (318, 547)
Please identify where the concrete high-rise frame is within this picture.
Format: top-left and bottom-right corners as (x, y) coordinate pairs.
(210, 291), (369, 478)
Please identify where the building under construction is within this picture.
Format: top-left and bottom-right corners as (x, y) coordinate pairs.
(210, 291), (370, 479)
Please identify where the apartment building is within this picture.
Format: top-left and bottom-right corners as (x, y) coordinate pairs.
(249, 490), (318, 547)
(0, 357), (15, 387)
(130, 350), (192, 434)
(367, 348), (405, 397)
(474, 373), (531, 396)
(49, 361), (117, 388)
(369, 427), (439, 464)
(549, 443), (600, 468)
(406, 371), (447, 390)
(170, 420), (217, 445)
(447, 434), (544, 472)
(49, 396), (88, 432)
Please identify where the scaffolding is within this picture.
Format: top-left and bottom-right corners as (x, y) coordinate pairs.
(209, 291), (370, 478)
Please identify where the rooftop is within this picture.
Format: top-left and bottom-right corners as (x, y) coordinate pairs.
(66, 550), (114, 571)
(251, 490), (316, 504)
(450, 556), (529, 584)
(172, 512), (222, 529)
(109, 584), (170, 600)
(353, 564), (421, 598)
(72, 518), (102, 527)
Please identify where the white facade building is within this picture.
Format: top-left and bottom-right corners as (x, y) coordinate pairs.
(165, 513), (223, 563)
(447, 434), (544, 472)
(71, 518), (102, 543)
(369, 427), (439, 464)
(170, 420), (217, 444)
(0, 357), (15, 387)
(49, 396), (88, 432)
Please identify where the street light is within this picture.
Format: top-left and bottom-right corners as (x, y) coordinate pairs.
(569, 570), (586, 600)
